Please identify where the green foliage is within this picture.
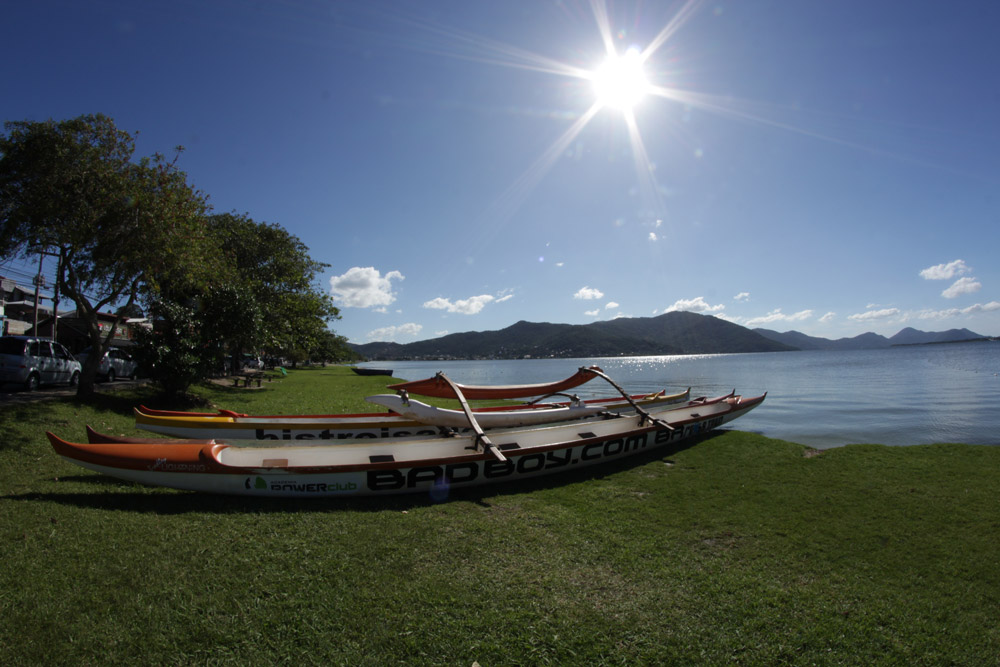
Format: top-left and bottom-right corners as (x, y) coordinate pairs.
(0, 368), (998, 664)
(312, 329), (361, 363)
(1, 115), (346, 396)
(0, 114), (133, 258)
(133, 211), (344, 385)
(131, 299), (216, 397)
(0, 114), (212, 395)
(199, 212), (340, 363)
(196, 282), (265, 374)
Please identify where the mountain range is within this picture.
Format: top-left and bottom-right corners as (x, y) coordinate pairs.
(753, 326), (986, 350)
(349, 312), (988, 361)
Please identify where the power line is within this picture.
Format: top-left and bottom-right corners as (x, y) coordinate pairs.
(1, 255), (115, 309)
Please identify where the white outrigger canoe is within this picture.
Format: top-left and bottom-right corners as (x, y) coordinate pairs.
(133, 388), (692, 440)
(48, 393), (765, 497)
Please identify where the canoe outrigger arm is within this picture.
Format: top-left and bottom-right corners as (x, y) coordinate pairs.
(579, 367), (675, 431)
(400, 369), (673, 452)
(524, 392), (583, 407)
(432, 373), (508, 462)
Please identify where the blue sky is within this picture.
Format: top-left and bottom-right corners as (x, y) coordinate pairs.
(4, 0), (999, 343)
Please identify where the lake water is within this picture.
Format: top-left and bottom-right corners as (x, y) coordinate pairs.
(359, 341), (1000, 449)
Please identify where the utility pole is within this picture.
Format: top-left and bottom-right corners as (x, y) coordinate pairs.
(31, 249), (62, 340)
(32, 254), (44, 335)
(52, 250), (62, 341)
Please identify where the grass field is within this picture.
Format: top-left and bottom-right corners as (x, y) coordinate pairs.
(2, 366), (998, 665)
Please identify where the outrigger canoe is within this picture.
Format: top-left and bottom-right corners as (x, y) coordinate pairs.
(133, 388), (692, 440)
(386, 365), (603, 399)
(49, 393), (765, 497)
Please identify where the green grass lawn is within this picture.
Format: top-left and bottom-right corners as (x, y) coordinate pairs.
(2, 366), (998, 665)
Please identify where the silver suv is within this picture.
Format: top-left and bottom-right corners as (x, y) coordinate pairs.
(76, 346), (139, 382)
(0, 336), (82, 391)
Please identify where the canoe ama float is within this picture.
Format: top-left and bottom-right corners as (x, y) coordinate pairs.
(132, 388), (692, 440)
(385, 365), (603, 399)
(49, 393), (765, 497)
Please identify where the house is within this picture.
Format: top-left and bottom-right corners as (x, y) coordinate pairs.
(35, 311), (146, 354)
(0, 275), (54, 336)
(2, 275), (146, 351)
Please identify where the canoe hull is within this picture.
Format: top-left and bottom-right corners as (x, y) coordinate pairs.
(51, 394), (764, 497)
(133, 389), (691, 440)
(350, 367), (393, 377)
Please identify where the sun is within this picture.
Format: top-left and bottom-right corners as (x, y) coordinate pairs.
(590, 47), (651, 112)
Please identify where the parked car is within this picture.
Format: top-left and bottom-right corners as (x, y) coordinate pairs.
(0, 335), (82, 391)
(75, 346), (139, 382)
(242, 354), (264, 371)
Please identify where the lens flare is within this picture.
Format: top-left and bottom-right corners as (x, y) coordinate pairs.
(591, 47), (650, 111)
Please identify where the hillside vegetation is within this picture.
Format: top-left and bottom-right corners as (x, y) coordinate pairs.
(353, 311), (793, 360)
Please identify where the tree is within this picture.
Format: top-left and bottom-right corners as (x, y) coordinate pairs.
(0, 114), (213, 396)
(131, 298), (212, 399)
(130, 212), (341, 396)
(311, 329), (360, 364)
(204, 212), (339, 368)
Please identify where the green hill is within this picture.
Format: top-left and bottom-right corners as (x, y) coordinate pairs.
(351, 312), (794, 360)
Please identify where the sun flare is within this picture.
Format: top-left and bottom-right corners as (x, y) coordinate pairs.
(590, 47), (650, 111)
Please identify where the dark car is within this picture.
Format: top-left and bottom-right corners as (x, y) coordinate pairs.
(0, 336), (82, 391)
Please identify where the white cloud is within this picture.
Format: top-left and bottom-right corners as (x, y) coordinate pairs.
(745, 309), (813, 328)
(367, 322), (422, 342)
(584, 309), (600, 317)
(665, 296), (725, 314)
(496, 293), (514, 303)
(423, 294), (495, 314)
(329, 267), (404, 308)
(916, 301), (1000, 320)
(941, 276), (982, 299)
(920, 259), (970, 281)
(848, 307), (901, 322)
(574, 286), (604, 300)
(733, 292), (750, 302)
(648, 232), (658, 242)
(819, 312), (836, 323)
(605, 301), (619, 310)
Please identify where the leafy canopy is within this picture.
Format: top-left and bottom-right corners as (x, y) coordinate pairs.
(0, 114), (213, 395)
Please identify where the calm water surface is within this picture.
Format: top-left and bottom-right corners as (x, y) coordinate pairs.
(360, 341), (1000, 449)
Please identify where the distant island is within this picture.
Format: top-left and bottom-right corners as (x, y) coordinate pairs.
(349, 312), (990, 361)
(753, 325), (989, 350)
